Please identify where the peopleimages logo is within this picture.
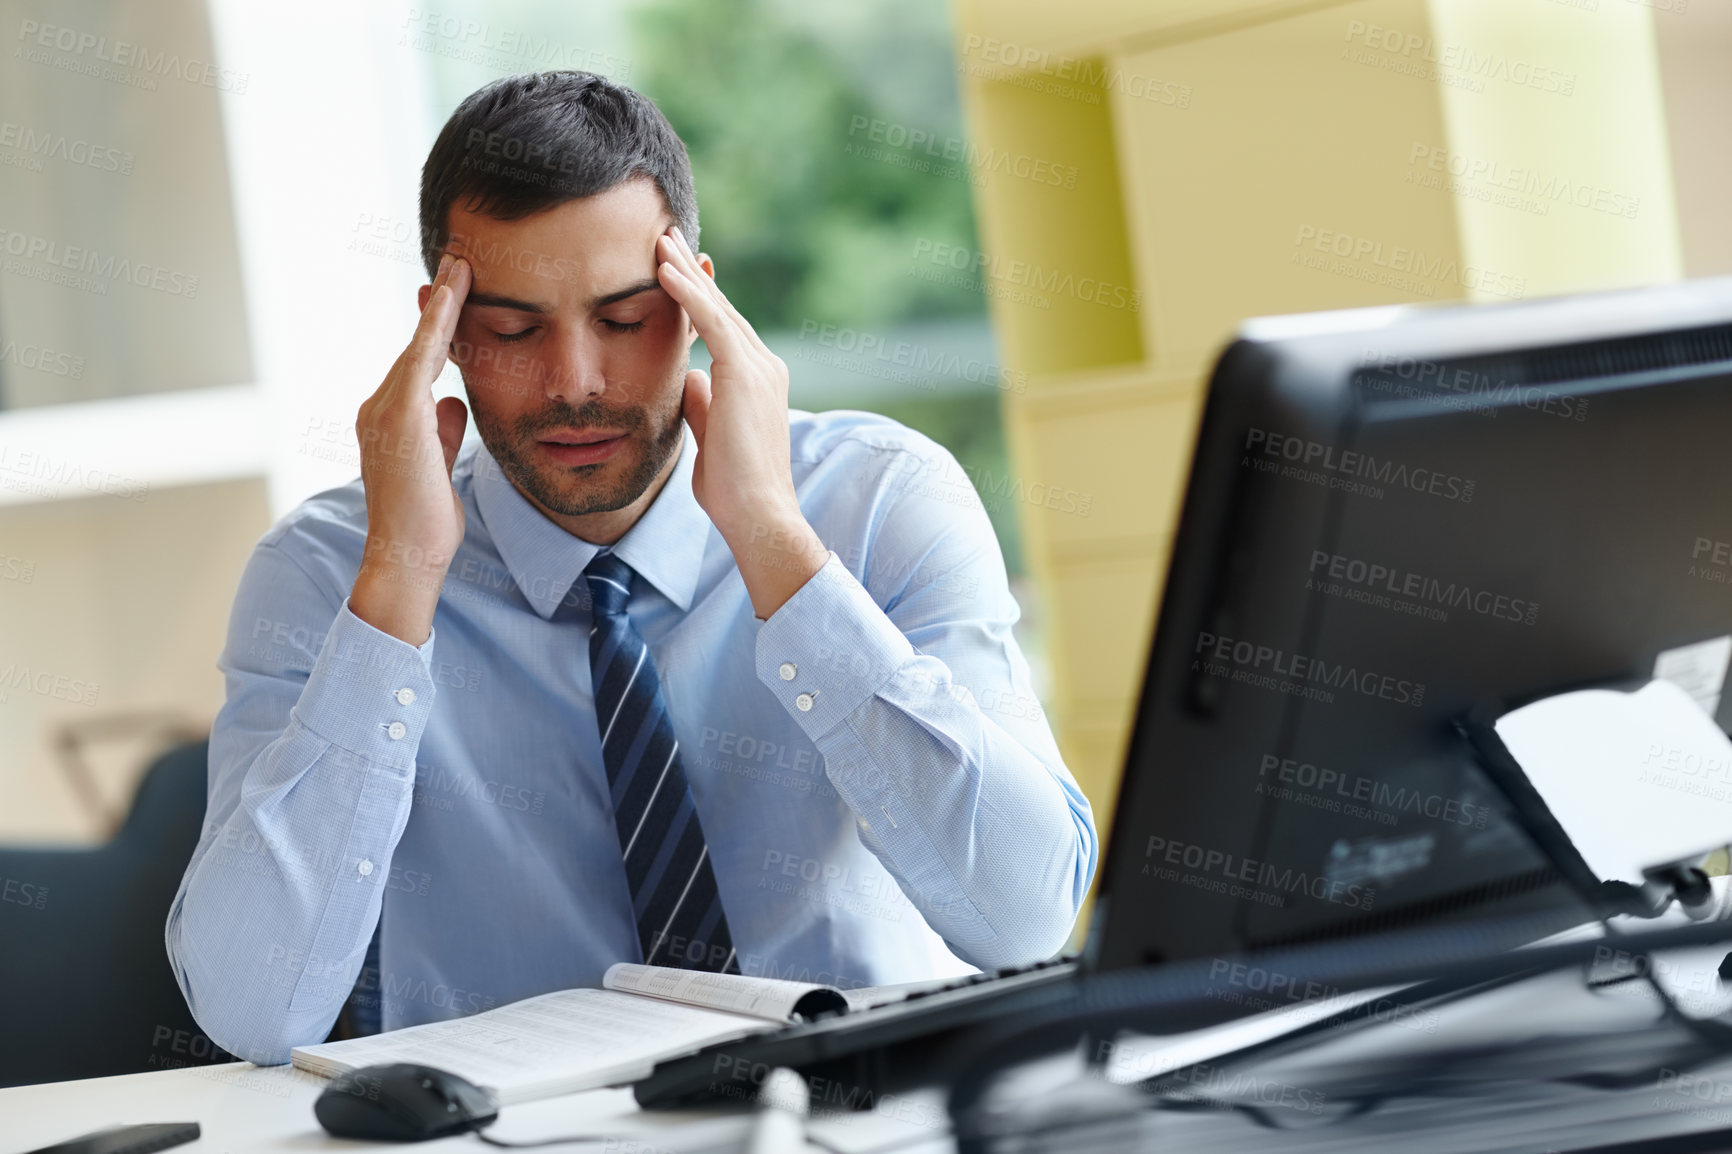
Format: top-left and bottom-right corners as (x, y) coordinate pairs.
(1689, 537), (1732, 590)
(1257, 754), (1490, 829)
(1355, 351), (1588, 422)
(910, 239), (1141, 312)
(1405, 144), (1639, 220)
(1342, 20), (1576, 96)
(1143, 835), (1374, 909)
(0, 338), (83, 379)
(958, 35), (1193, 108)
(1307, 550), (1539, 626)
(0, 121), (133, 174)
(845, 116), (1078, 190)
(1195, 631), (1427, 708)
(0, 227), (200, 298)
(1244, 427), (1475, 503)
(15, 20), (250, 92)
(795, 319), (1028, 395)
(1293, 225), (1526, 299)
(0, 446), (148, 502)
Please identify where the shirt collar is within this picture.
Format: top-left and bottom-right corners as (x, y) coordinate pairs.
(472, 424), (708, 619)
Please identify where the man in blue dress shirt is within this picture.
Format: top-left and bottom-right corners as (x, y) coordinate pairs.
(166, 70), (1097, 1065)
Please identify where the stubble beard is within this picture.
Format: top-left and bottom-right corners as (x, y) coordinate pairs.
(469, 373), (687, 516)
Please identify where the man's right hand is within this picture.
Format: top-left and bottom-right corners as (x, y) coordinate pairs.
(350, 253), (472, 646)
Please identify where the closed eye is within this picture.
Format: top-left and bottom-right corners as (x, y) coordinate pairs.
(602, 319), (646, 333)
(493, 328), (536, 344)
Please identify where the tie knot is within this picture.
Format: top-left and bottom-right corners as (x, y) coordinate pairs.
(584, 552), (636, 618)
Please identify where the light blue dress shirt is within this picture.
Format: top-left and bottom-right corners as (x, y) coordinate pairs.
(165, 408), (1098, 1065)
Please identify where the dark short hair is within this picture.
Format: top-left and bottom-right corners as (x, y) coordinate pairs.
(418, 71), (699, 279)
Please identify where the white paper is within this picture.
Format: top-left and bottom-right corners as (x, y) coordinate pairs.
(1654, 634), (1732, 717)
(603, 962), (836, 1022)
(1495, 678), (1732, 884)
(1099, 985), (1416, 1086)
(291, 987), (775, 1104)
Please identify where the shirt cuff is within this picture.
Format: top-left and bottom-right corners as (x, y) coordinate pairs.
(754, 552), (913, 741)
(289, 598), (438, 772)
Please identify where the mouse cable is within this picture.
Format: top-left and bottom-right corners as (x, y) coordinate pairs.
(469, 1113), (754, 1150)
(472, 1132), (613, 1148)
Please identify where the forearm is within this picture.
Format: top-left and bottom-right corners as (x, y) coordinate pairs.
(350, 535), (453, 645)
(168, 736), (416, 1063)
(167, 601), (436, 1062)
(754, 555), (1098, 967)
(723, 509), (829, 622)
(823, 687), (1097, 966)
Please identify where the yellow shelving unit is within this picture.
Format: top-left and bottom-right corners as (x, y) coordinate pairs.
(949, 0), (1699, 910)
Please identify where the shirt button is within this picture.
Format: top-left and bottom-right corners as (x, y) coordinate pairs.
(357, 859), (374, 877)
(387, 721), (407, 740)
(779, 662), (797, 681)
(395, 687), (416, 706)
(796, 693), (814, 712)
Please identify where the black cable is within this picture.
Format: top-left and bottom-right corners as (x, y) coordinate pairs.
(1100, 920), (1732, 1138)
(1131, 1035), (1728, 1142)
(938, 909), (1732, 1141)
(474, 1131), (614, 1148)
(1127, 958), (1529, 1098)
(1593, 917), (1732, 1051)
(1122, 1001), (1729, 1138)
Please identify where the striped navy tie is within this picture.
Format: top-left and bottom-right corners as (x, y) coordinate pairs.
(585, 551), (739, 973)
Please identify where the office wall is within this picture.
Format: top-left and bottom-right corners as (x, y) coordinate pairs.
(0, 0), (431, 844)
(0, 479), (267, 844)
(1651, 1), (1732, 278)
(0, 0), (252, 409)
(0, 0), (263, 844)
(950, 0), (1699, 858)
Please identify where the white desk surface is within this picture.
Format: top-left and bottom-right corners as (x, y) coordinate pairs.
(0, 981), (1406, 1154)
(6, 962), (1704, 1154)
(0, 1062), (956, 1154)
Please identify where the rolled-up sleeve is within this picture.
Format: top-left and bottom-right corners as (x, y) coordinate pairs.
(753, 446), (1098, 969)
(165, 540), (438, 1065)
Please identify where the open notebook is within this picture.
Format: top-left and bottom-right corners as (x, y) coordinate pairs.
(290, 963), (940, 1104)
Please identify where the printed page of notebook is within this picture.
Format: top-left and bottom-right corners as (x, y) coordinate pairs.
(292, 987), (774, 1104)
(604, 962), (836, 1022)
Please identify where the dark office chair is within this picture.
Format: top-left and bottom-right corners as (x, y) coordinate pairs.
(0, 740), (233, 1087)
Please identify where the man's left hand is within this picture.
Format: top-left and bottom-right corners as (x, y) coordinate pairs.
(656, 225), (829, 620)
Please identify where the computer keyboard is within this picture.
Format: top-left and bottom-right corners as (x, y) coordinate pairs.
(867, 953), (1075, 1005)
(632, 954), (1082, 1110)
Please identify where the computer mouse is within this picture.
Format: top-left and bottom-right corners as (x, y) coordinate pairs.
(314, 1062), (499, 1141)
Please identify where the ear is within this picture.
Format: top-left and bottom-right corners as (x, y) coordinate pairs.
(418, 282), (432, 313)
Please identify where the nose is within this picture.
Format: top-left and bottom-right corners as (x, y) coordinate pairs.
(542, 325), (608, 406)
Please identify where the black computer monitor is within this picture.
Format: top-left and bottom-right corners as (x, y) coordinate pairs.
(631, 279), (1732, 1114)
(1090, 277), (1732, 973)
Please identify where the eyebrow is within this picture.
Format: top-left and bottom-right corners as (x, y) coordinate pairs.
(590, 277), (664, 309)
(462, 277), (665, 315)
(464, 291), (552, 314)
